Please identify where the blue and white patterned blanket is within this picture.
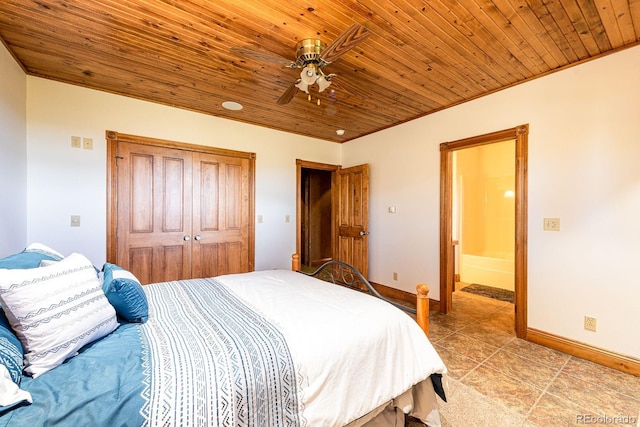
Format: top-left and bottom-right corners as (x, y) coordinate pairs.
(140, 278), (302, 426)
(1, 277), (302, 427)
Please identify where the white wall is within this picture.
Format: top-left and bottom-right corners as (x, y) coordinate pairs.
(343, 46), (640, 359)
(0, 43), (27, 257)
(25, 78), (341, 270)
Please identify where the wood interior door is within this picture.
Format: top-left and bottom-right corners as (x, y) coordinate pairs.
(107, 131), (255, 284)
(114, 141), (193, 284)
(336, 164), (369, 277)
(191, 152), (251, 278)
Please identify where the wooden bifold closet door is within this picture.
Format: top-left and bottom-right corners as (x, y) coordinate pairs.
(106, 131), (255, 284)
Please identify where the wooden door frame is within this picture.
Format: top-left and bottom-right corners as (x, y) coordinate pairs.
(439, 124), (528, 338)
(106, 130), (256, 270)
(295, 159), (340, 265)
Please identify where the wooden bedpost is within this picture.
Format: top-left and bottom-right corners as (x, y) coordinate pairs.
(292, 253), (300, 272)
(416, 284), (430, 336)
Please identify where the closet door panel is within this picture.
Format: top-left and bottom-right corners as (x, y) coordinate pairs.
(116, 142), (193, 284)
(192, 153), (250, 277)
(198, 161), (220, 231)
(157, 245), (187, 283)
(130, 154), (153, 233)
(162, 157), (187, 232)
(128, 247), (153, 285)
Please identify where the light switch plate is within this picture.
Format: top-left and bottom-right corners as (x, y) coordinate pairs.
(543, 218), (560, 231)
(70, 215), (81, 227)
(82, 138), (93, 150)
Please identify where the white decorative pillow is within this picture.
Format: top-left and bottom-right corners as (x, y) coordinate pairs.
(0, 253), (118, 377)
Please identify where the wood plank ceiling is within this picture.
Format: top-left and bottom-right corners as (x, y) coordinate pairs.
(1, 0), (638, 142)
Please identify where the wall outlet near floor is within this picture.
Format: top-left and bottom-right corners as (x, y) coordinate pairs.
(393, 272), (398, 281)
(584, 316), (597, 332)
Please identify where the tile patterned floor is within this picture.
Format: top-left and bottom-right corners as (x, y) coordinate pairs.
(420, 289), (640, 427)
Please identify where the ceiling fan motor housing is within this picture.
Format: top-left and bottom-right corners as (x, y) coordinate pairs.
(295, 38), (328, 67)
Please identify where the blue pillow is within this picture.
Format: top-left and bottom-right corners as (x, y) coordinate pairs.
(0, 243), (63, 269)
(102, 263), (149, 323)
(0, 312), (23, 385)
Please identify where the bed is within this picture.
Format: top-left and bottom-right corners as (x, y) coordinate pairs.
(0, 245), (447, 426)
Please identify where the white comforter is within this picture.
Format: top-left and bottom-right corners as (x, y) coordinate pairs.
(216, 269), (447, 426)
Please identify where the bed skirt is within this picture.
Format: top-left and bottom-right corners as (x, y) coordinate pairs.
(349, 377), (444, 427)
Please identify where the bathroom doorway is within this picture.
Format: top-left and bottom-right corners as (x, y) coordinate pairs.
(440, 125), (528, 338)
(455, 140), (515, 299)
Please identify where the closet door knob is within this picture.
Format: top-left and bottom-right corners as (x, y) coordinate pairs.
(194, 235), (201, 241)
(183, 235), (191, 241)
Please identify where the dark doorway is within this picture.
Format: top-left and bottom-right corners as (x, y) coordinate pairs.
(300, 167), (333, 269)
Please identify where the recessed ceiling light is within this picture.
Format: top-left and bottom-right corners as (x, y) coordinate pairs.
(222, 101), (243, 111)
(336, 129), (345, 136)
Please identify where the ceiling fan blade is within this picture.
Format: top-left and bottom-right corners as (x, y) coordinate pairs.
(231, 46), (296, 67)
(319, 23), (370, 64)
(277, 81), (299, 105)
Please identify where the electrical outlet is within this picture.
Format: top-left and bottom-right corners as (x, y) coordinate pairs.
(82, 138), (93, 150)
(393, 272), (398, 281)
(285, 214), (290, 223)
(543, 218), (560, 231)
(584, 316), (597, 332)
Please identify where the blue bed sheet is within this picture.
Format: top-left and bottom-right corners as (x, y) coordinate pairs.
(0, 322), (146, 427)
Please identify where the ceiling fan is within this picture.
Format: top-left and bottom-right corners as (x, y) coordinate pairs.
(233, 24), (370, 105)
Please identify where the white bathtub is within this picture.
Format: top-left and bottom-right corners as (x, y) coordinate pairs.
(459, 252), (514, 291)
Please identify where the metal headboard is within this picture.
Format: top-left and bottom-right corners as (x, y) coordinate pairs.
(299, 260), (416, 315)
